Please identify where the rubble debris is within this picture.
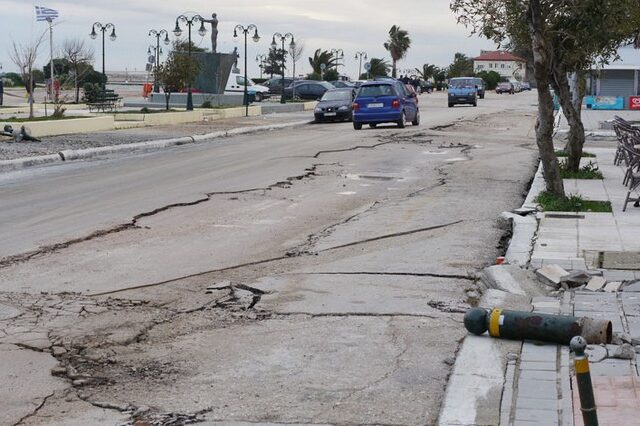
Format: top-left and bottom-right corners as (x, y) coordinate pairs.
(535, 265), (570, 289)
(585, 276), (607, 292)
(610, 343), (636, 360)
(585, 345), (608, 363)
(561, 271), (592, 288)
(611, 332), (633, 346)
(603, 281), (623, 293)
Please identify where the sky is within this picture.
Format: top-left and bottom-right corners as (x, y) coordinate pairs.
(0, 0), (499, 80)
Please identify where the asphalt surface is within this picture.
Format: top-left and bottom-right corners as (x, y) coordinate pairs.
(0, 91), (541, 425)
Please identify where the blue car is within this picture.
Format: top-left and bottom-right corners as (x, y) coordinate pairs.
(352, 80), (419, 130)
(448, 77), (478, 107)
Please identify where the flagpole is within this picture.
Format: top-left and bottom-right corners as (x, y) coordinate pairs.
(48, 17), (54, 101)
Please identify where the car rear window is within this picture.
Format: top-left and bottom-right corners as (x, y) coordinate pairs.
(358, 84), (395, 97)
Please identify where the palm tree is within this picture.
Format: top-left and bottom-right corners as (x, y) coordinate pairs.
(383, 25), (411, 78)
(308, 49), (340, 75)
(415, 63), (437, 81)
(360, 57), (390, 79)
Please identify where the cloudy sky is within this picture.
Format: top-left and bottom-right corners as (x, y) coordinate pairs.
(1, 0), (498, 79)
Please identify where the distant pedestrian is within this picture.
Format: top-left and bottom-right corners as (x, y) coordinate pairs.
(0, 77), (4, 106)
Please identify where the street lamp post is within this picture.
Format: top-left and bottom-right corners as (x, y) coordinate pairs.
(330, 48), (344, 76)
(148, 29), (170, 93)
(355, 51), (367, 80)
(233, 24), (260, 117)
(90, 22), (117, 88)
(174, 13), (207, 111)
(271, 32), (294, 104)
(256, 54), (267, 79)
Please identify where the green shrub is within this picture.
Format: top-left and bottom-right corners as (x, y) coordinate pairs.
(559, 161), (603, 179)
(201, 101), (212, 108)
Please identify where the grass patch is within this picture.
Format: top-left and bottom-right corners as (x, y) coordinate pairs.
(559, 161), (603, 179)
(555, 150), (595, 158)
(1, 115), (89, 122)
(536, 191), (612, 212)
(114, 108), (178, 114)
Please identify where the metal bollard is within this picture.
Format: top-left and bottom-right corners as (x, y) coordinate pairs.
(464, 308), (612, 345)
(570, 336), (598, 426)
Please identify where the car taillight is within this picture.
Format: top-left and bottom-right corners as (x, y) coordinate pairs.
(391, 99), (400, 109)
(352, 102), (360, 112)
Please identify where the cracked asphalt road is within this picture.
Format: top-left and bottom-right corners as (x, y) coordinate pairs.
(0, 92), (540, 425)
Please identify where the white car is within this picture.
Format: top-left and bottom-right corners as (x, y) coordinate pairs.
(225, 72), (270, 102)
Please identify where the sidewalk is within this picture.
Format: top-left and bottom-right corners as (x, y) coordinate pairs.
(440, 110), (640, 425)
(512, 118), (640, 424)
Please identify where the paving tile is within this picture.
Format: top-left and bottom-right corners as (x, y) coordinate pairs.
(520, 343), (557, 363)
(514, 408), (559, 423)
(516, 379), (558, 400)
(519, 361), (558, 371)
(589, 358), (634, 376)
(518, 370), (557, 381)
(515, 397), (559, 411)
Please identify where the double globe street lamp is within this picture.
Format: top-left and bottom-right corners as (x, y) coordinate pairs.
(256, 53), (268, 79)
(271, 32), (294, 104)
(330, 48), (344, 75)
(174, 14), (207, 111)
(148, 29), (170, 93)
(233, 24), (260, 117)
(355, 51), (368, 79)
(89, 22), (116, 88)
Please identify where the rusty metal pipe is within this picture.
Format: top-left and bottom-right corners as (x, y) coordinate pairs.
(464, 308), (612, 345)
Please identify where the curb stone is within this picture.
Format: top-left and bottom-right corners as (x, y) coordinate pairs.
(0, 120), (312, 173)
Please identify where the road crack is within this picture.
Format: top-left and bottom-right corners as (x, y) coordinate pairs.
(12, 392), (55, 426)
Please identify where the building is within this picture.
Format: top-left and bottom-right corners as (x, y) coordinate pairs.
(587, 45), (640, 98)
(473, 51), (527, 82)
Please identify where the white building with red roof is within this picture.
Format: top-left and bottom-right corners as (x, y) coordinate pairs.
(473, 51), (527, 81)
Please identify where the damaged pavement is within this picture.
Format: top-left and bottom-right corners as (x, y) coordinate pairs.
(0, 97), (542, 425)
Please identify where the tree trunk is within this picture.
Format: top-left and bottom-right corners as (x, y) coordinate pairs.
(528, 0), (564, 197)
(74, 66), (80, 103)
(392, 60), (397, 78)
(165, 92), (170, 111)
(551, 61), (585, 172)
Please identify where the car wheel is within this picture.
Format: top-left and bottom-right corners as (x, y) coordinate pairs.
(397, 111), (406, 128)
(473, 100), (477, 107)
(448, 103), (454, 108)
(369, 123), (377, 128)
(353, 122), (362, 130)
(412, 110), (420, 126)
(480, 94), (485, 99)
(255, 92), (263, 102)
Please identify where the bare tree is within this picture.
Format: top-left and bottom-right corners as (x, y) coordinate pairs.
(288, 40), (305, 79)
(62, 38), (95, 103)
(9, 36), (45, 118)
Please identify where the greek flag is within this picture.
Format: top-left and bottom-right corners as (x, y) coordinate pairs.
(35, 6), (59, 21)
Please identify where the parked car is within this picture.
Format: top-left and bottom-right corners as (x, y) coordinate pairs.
(513, 82), (523, 93)
(224, 72), (270, 102)
(448, 77), (478, 107)
(329, 80), (356, 89)
(283, 81), (334, 100)
(263, 77), (297, 94)
(352, 79), (419, 129)
(521, 82), (531, 91)
(421, 81), (434, 93)
(473, 77), (486, 99)
(314, 88), (356, 122)
(496, 82), (514, 94)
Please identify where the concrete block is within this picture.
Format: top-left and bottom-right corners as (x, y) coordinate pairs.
(480, 265), (545, 297)
(535, 265), (570, 288)
(0, 116), (115, 137)
(585, 276), (607, 292)
(623, 281), (640, 292)
(604, 281), (623, 292)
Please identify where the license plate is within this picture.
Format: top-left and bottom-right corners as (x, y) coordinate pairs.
(324, 112), (337, 116)
(458, 98), (467, 101)
(368, 103), (384, 108)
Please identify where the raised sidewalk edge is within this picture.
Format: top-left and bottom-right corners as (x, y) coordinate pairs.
(0, 120), (311, 172)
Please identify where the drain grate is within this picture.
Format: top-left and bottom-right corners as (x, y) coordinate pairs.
(545, 213), (585, 219)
